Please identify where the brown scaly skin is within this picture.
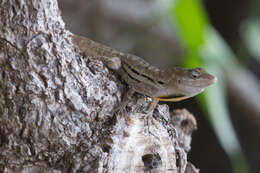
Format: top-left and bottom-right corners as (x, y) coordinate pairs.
(72, 34), (216, 111)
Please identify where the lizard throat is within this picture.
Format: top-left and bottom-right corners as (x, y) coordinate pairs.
(155, 94), (188, 102)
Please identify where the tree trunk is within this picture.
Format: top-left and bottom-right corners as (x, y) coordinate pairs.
(0, 0), (198, 172)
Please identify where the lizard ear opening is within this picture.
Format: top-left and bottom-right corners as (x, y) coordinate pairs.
(157, 81), (165, 85)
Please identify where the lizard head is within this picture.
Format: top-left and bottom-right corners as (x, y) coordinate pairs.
(156, 67), (217, 101)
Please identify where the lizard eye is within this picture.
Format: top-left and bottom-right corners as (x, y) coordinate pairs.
(191, 70), (200, 79)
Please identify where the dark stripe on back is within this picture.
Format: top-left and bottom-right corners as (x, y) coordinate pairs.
(124, 63), (155, 83)
(122, 66), (141, 83)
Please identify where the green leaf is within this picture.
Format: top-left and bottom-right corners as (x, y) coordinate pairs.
(241, 18), (260, 61)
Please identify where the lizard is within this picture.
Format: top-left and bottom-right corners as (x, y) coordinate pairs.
(72, 34), (217, 113)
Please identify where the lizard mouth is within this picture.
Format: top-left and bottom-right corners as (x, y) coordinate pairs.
(155, 94), (187, 102)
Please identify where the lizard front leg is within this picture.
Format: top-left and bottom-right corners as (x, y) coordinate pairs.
(96, 56), (159, 114)
(146, 98), (159, 114)
(115, 88), (159, 115)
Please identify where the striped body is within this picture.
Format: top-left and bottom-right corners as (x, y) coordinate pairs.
(72, 34), (216, 102)
(118, 53), (172, 98)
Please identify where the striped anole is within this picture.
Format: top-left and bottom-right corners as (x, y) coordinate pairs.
(72, 34), (216, 112)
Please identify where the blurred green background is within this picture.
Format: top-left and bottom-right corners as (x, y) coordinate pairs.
(60, 0), (260, 172)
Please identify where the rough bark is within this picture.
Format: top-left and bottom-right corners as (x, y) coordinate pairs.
(0, 0), (198, 172)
